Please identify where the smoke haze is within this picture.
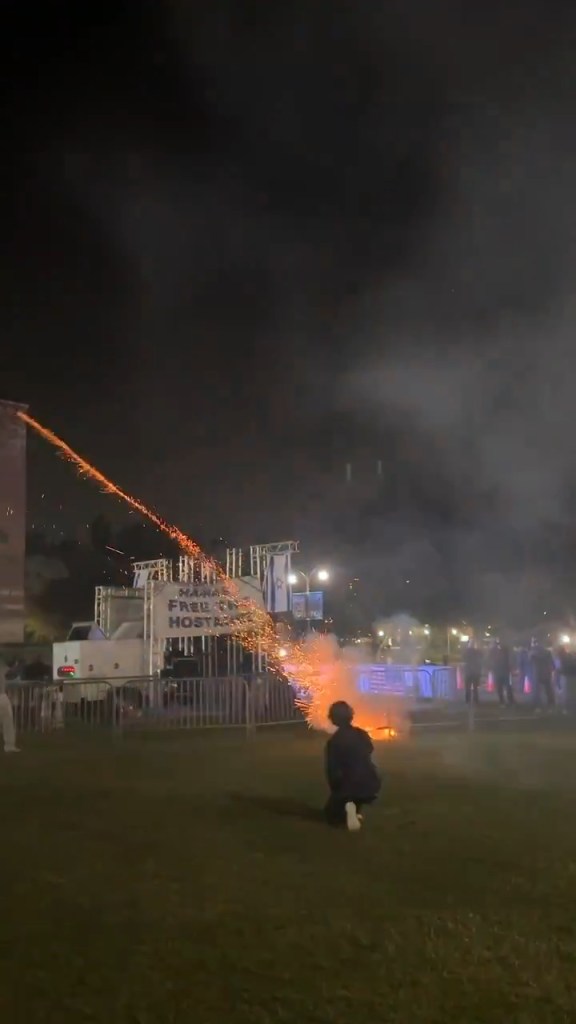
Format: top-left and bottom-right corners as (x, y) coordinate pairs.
(5, 1), (576, 623)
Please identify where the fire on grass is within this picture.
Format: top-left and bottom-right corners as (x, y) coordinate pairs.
(283, 634), (406, 741)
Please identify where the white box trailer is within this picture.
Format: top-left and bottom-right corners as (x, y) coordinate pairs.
(53, 622), (146, 702)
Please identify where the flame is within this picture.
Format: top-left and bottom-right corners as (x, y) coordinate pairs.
(289, 634), (406, 740)
(17, 411), (402, 738)
(374, 726), (398, 741)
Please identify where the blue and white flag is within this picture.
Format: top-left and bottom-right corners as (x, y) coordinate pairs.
(133, 568), (150, 589)
(263, 554), (289, 614)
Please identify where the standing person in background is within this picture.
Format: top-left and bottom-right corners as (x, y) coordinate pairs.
(516, 644), (531, 698)
(463, 641), (483, 705)
(0, 657), (19, 753)
(554, 646), (568, 706)
(489, 639), (515, 706)
(529, 639), (556, 711)
(553, 646), (576, 711)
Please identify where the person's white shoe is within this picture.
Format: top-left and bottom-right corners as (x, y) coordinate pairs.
(345, 802), (361, 832)
(4, 747), (20, 754)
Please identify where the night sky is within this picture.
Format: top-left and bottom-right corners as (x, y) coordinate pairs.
(4, 2), (576, 622)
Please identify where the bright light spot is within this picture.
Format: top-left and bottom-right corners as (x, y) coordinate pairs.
(316, 569), (329, 582)
(423, 627), (431, 636)
(451, 628), (458, 636)
(278, 647), (288, 659)
(288, 573), (298, 585)
(373, 725), (398, 741)
(560, 634), (571, 645)
(377, 630), (385, 638)
(460, 634), (470, 643)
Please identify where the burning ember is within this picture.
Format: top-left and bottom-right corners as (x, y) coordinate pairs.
(372, 725), (399, 741)
(292, 634), (409, 739)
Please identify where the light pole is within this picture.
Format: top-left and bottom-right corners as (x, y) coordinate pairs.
(288, 567), (330, 634)
(447, 627), (459, 658)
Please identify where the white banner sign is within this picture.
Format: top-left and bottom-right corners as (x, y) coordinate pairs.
(152, 578), (264, 639)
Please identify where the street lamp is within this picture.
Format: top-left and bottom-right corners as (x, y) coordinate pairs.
(288, 567), (330, 633)
(447, 626), (459, 657)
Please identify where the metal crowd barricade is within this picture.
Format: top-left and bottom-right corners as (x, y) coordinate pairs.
(246, 674), (305, 728)
(6, 667), (465, 741)
(7, 679), (120, 734)
(358, 665), (434, 700)
(430, 666), (458, 701)
(7, 675), (303, 737)
(115, 675), (251, 731)
(123, 674), (304, 732)
(8, 681), (57, 734)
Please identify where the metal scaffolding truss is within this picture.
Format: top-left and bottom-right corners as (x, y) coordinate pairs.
(95, 542), (299, 675)
(226, 540), (299, 580)
(94, 585), (107, 634)
(94, 586), (143, 637)
(177, 555), (217, 584)
(132, 558), (173, 581)
(95, 560), (171, 638)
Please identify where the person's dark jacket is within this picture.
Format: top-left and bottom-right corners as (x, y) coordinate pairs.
(325, 725), (381, 799)
(529, 646), (555, 685)
(463, 646), (483, 679)
(558, 651), (576, 678)
(489, 645), (511, 678)
(23, 659), (50, 682)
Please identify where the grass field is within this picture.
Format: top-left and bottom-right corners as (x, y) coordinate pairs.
(2, 725), (576, 1023)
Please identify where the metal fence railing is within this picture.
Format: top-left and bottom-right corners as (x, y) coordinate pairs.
(430, 667), (458, 701)
(124, 676), (249, 730)
(7, 679), (120, 735)
(250, 675), (306, 727)
(5, 668), (560, 744)
(5, 674), (306, 738)
(357, 665), (459, 701)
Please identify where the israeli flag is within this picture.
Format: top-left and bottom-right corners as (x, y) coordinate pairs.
(133, 568), (150, 589)
(263, 554), (289, 614)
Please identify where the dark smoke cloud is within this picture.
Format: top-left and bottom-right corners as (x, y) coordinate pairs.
(6, 1), (576, 621)
(334, 76), (576, 621)
(343, 107), (576, 529)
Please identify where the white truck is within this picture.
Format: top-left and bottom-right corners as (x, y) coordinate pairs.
(53, 621), (147, 701)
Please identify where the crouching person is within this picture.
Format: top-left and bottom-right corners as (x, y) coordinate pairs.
(324, 701), (380, 831)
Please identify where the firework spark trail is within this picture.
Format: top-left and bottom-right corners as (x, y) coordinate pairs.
(17, 411), (277, 656)
(18, 411), (399, 738)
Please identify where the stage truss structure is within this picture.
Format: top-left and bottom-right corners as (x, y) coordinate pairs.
(95, 542), (298, 676)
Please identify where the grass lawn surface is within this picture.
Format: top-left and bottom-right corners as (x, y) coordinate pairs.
(1, 725), (576, 1023)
